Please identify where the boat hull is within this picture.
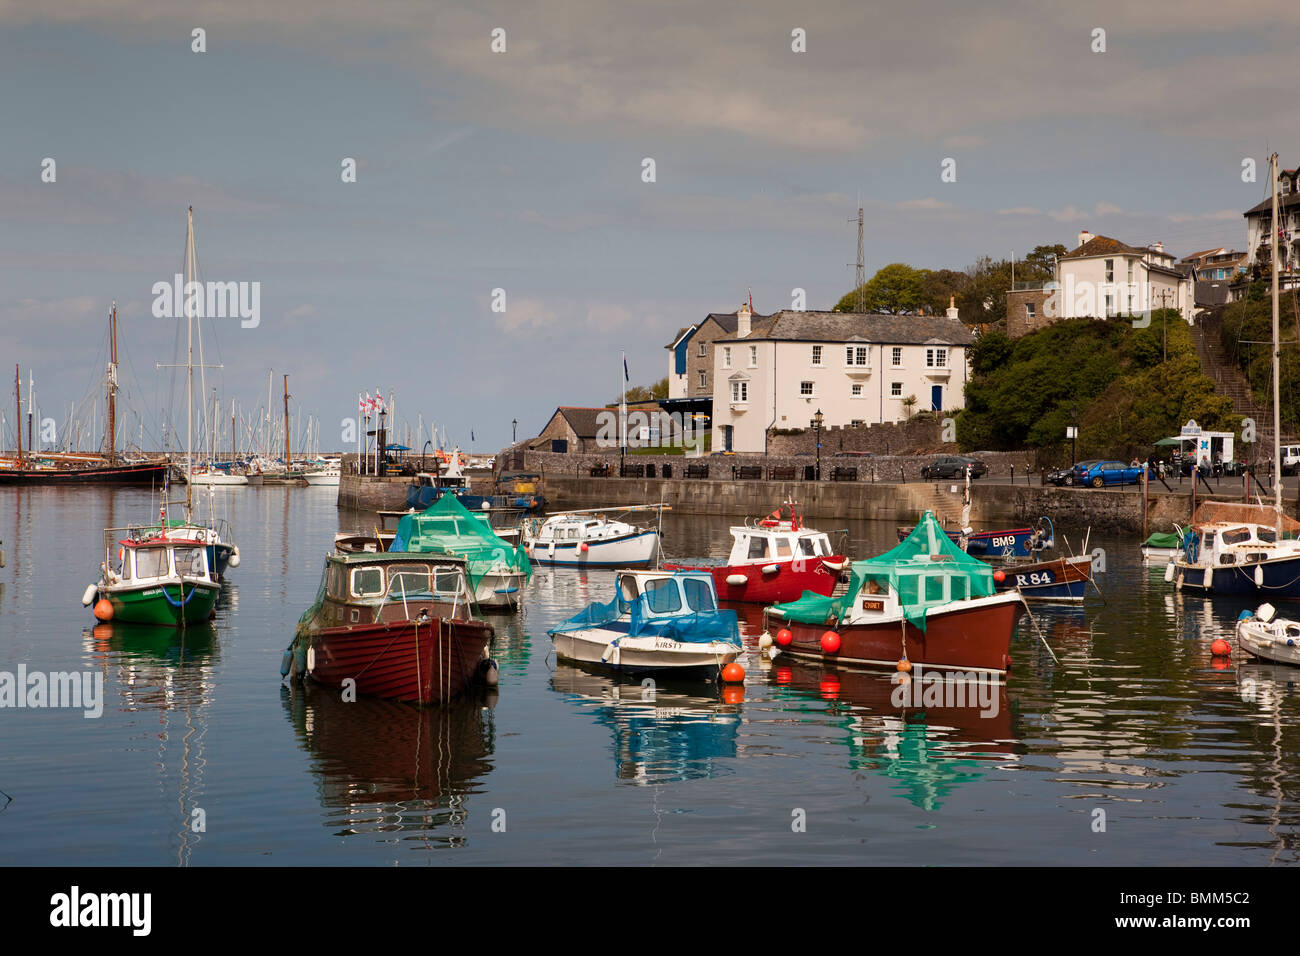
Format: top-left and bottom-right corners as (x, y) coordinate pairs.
(0, 461), (169, 486)
(665, 557), (845, 604)
(993, 555), (1092, 602)
(528, 529), (659, 568)
(303, 473), (340, 486)
(102, 580), (220, 627)
(474, 569), (526, 610)
(1172, 554), (1300, 598)
(302, 618), (493, 704)
(549, 627), (740, 680)
(898, 525), (1036, 558)
(1237, 620), (1300, 666)
(772, 595), (1024, 675)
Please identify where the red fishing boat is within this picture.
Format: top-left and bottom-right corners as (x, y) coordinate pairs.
(666, 501), (848, 604)
(284, 551), (494, 704)
(764, 511), (1026, 675)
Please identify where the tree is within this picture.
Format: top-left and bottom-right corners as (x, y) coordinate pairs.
(920, 269), (972, 316)
(833, 263), (930, 314)
(1022, 244), (1067, 282)
(616, 378), (669, 404)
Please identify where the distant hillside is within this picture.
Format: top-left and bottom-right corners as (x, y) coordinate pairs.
(957, 314), (1234, 463)
(1218, 285), (1300, 430)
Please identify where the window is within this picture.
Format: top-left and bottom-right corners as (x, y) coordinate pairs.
(1026, 302), (1036, 318)
(891, 347), (903, 367)
(722, 347), (732, 368)
(812, 345), (823, 366)
(926, 348), (948, 368)
(174, 547), (205, 576)
(891, 382), (902, 397)
(1127, 261), (1134, 284)
(747, 537), (770, 559)
(850, 383), (863, 398)
(1105, 259), (1114, 283)
(775, 538), (793, 558)
(698, 371), (706, 389)
(800, 381), (814, 396)
(682, 577), (716, 612)
(1105, 294), (1115, 317)
(352, 567), (384, 597)
(698, 341), (706, 357)
(644, 578), (683, 614)
(135, 548), (169, 579)
(846, 345), (869, 366)
(730, 380), (748, 403)
(748, 345), (757, 368)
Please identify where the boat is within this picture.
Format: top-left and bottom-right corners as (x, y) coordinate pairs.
(82, 526), (221, 626)
(548, 569), (742, 680)
(1167, 154), (1300, 597)
(1165, 502), (1300, 596)
(284, 550), (495, 704)
(2, 308), (170, 486)
(388, 493), (532, 610)
(894, 520), (1048, 558)
(664, 500), (848, 603)
(524, 505), (667, 568)
(1141, 525), (1185, 564)
(303, 458), (341, 486)
(1236, 604), (1300, 666)
(764, 510), (1026, 675)
(991, 553), (1095, 602)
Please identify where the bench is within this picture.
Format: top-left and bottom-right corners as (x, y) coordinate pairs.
(734, 465), (763, 480)
(684, 463), (709, 479)
(768, 466), (797, 481)
(830, 466), (857, 482)
(619, 463), (645, 478)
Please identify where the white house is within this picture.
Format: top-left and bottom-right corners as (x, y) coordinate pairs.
(1050, 231), (1193, 323)
(709, 304), (974, 454)
(1242, 166), (1300, 296)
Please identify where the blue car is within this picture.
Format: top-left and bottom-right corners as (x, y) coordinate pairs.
(1072, 459), (1143, 488)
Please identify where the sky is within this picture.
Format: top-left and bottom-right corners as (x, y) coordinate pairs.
(2, 0), (1298, 453)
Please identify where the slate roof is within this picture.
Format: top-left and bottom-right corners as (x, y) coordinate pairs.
(551, 407), (611, 439)
(1061, 235), (1148, 259)
(724, 310), (975, 346)
(663, 325), (695, 349)
(1244, 192), (1300, 216)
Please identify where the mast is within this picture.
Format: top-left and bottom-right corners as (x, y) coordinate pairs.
(283, 374), (290, 467)
(186, 205), (196, 516)
(106, 302), (118, 463)
(14, 364), (21, 466)
(1270, 153), (1284, 530)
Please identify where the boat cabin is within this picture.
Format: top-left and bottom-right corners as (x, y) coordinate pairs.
(536, 514), (636, 543)
(315, 552), (478, 626)
(726, 524), (835, 566)
(105, 534), (214, 585)
(616, 570), (718, 618)
(1184, 522), (1300, 567)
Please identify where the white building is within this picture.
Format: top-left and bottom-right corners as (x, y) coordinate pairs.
(709, 304), (974, 454)
(1050, 231), (1193, 323)
(1242, 166), (1300, 295)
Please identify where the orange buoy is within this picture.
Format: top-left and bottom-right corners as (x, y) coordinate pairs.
(896, 657), (913, 673)
(993, 569), (1006, 583)
(1210, 638), (1231, 656)
(93, 598), (114, 621)
(820, 630), (841, 653)
(721, 662), (746, 683)
(775, 628), (793, 647)
(721, 686), (746, 705)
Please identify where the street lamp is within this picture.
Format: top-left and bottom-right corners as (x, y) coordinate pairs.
(811, 408), (824, 480)
(512, 419), (518, 444)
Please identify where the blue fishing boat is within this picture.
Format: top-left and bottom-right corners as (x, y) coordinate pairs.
(896, 517), (1055, 559)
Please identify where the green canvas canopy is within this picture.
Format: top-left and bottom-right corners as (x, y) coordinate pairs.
(391, 494), (531, 589)
(772, 510), (995, 632)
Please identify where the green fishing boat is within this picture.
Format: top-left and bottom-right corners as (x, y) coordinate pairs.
(83, 527), (220, 627)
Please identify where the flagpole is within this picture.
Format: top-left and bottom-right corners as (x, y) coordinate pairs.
(620, 350), (627, 460)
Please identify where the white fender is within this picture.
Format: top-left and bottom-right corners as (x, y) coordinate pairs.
(761, 563), (779, 575)
(1255, 564), (1265, 588)
(227, 547), (241, 568)
(758, 631), (773, 649)
(306, 646), (317, 673)
(725, 574), (748, 587)
(1164, 561), (1175, 583)
(821, 559), (847, 571)
(81, 584), (98, 607)
(1202, 566), (1213, 590)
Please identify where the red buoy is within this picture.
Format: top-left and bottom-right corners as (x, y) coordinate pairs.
(721, 662), (746, 683)
(579, 542), (589, 553)
(775, 628), (793, 647)
(93, 598), (114, 622)
(1210, 638), (1231, 657)
(820, 630), (841, 653)
(993, 569), (1006, 584)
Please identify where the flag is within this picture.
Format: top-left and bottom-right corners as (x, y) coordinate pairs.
(623, 357), (629, 382)
(471, 430), (475, 442)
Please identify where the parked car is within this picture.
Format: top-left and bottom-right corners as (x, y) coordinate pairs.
(1049, 459), (1101, 486)
(921, 456), (988, 480)
(1073, 459), (1143, 488)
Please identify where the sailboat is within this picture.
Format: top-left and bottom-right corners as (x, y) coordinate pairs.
(1167, 152), (1300, 597)
(82, 209), (241, 625)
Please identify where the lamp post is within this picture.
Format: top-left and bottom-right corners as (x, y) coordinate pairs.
(812, 408), (824, 480)
(512, 418), (518, 444)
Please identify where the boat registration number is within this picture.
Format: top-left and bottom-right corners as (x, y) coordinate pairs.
(1014, 571), (1057, 586)
(992, 535), (1018, 547)
(861, 599), (884, 611)
(654, 640), (681, 650)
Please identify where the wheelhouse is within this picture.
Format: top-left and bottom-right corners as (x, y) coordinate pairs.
(726, 526), (833, 565)
(615, 570), (719, 618)
(106, 533), (214, 584)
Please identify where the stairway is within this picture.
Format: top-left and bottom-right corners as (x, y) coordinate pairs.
(1190, 315), (1292, 451)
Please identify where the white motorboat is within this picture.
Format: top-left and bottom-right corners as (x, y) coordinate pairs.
(303, 464), (341, 486)
(548, 569), (742, 680)
(525, 505), (667, 568)
(1236, 604), (1300, 666)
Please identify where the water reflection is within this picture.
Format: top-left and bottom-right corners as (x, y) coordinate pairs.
(85, 620), (219, 866)
(767, 658), (1014, 811)
(281, 683), (496, 849)
(550, 665), (742, 784)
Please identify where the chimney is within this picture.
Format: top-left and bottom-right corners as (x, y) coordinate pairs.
(1077, 230), (1093, 248)
(1153, 240), (1164, 254)
(737, 302), (751, 338)
(946, 295), (959, 319)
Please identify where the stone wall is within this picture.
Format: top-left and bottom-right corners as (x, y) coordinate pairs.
(1007, 288), (1053, 338)
(765, 416), (948, 456)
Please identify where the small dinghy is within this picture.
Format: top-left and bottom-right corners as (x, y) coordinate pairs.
(548, 569), (742, 680)
(1236, 603), (1300, 667)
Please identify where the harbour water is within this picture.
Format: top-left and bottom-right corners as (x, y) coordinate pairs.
(1, 485), (1298, 865)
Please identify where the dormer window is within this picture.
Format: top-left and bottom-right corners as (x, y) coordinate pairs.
(1284, 177), (1293, 196)
(845, 345), (869, 367)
